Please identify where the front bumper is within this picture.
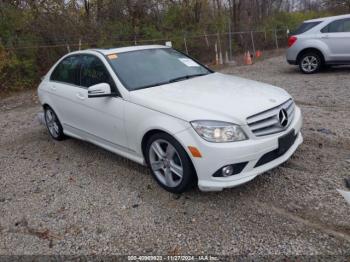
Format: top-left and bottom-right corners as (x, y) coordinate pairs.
(175, 106), (303, 192)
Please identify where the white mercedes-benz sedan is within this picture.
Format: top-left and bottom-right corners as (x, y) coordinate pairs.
(38, 45), (303, 193)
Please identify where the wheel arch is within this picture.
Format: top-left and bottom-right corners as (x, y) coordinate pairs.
(141, 129), (166, 162)
(41, 103), (66, 140)
(140, 129), (198, 181)
(297, 48), (325, 65)
(141, 129), (192, 164)
(41, 103), (64, 127)
(42, 103), (51, 110)
(42, 103), (59, 117)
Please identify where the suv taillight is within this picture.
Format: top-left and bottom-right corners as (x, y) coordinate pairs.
(288, 36), (297, 48)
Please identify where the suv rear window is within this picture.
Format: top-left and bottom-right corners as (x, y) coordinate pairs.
(293, 21), (322, 35)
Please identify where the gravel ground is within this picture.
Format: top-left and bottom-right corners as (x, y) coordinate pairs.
(0, 56), (350, 256)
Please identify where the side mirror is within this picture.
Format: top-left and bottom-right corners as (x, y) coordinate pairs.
(88, 83), (113, 98)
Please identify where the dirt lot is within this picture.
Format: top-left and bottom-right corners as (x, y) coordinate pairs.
(0, 56), (349, 256)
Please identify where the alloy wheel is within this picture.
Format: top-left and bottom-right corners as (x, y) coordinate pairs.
(149, 139), (184, 188)
(45, 108), (60, 138)
(301, 56), (319, 73)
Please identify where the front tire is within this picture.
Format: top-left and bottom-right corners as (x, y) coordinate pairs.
(44, 106), (65, 141)
(145, 133), (196, 193)
(299, 52), (322, 74)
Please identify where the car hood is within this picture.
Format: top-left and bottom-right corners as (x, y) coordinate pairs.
(129, 72), (291, 124)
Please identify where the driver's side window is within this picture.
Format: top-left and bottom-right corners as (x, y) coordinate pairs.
(80, 55), (116, 91)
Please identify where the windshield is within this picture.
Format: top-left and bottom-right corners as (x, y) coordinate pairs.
(107, 48), (212, 91)
(293, 21), (322, 35)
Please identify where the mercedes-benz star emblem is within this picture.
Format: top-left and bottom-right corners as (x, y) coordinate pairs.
(278, 109), (288, 127)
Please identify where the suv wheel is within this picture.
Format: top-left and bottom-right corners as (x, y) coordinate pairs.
(145, 133), (196, 193)
(299, 52), (322, 74)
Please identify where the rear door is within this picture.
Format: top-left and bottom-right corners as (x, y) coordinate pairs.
(321, 18), (350, 62)
(49, 55), (85, 135)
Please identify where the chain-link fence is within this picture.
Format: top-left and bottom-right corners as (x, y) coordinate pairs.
(3, 28), (289, 65)
(161, 29), (289, 65)
(0, 28), (289, 91)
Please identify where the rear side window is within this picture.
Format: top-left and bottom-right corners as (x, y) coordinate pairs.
(50, 55), (81, 85)
(293, 21), (322, 35)
(80, 55), (116, 90)
(321, 18), (350, 33)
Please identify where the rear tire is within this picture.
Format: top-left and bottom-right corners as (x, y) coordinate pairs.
(145, 132), (196, 193)
(298, 52), (322, 74)
(44, 106), (65, 141)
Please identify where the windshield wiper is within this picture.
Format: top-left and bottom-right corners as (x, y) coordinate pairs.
(133, 73), (210, 91)
(169, 73), (208, 83)
(133, 80), (170, 90)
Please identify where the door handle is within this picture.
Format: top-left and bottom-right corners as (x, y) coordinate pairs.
(50, 85), (57, 91)
(76, 93), (85, 100)
(321, 34), (329, 39)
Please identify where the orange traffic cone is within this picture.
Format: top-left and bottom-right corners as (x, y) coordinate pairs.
(256, 50), (262, 58)
(246, 51), (253, 65)
(243, 52), (247, 64)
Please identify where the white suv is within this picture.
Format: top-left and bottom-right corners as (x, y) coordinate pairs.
(38, 45), (303, 193)
(287, 14), (350, 74)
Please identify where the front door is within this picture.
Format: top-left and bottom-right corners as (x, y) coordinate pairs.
(77, 54), (128, 150)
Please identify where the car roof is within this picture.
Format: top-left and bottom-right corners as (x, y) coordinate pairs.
(89, 45), (169, 55)
(305, 14), (350, 23)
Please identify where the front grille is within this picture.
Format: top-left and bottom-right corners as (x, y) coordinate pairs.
(246, 99), (295, 137)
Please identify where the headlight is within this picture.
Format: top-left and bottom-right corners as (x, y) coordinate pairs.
(190, 120), (247, 143)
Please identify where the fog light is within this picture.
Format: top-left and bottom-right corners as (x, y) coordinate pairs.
(222, 165), (234, 177)
(212, 162), (248, 177)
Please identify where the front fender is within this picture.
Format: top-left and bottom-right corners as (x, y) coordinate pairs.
(124, 102), (191, 157)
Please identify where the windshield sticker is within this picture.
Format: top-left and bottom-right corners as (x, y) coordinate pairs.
(108, 54), (118, 60)
(178, 58), (200, 67)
